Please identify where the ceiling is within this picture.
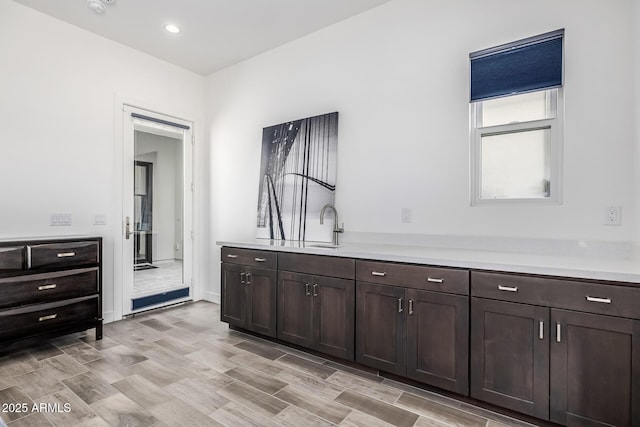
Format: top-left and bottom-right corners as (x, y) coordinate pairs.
(14, 0), (392, 75)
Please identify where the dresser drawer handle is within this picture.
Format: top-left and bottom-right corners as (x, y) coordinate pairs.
(371, 271), (386, 277)
(586, 296), (611, 304)
(226, 254), (238, 259)
(498, 285), (518, 292)
(38, 284), (57, 291)
(427, 277), (444, 283)
(38, 314), (58, 322)
(254, 257), (267, 262)
(57, 252), (76, 258)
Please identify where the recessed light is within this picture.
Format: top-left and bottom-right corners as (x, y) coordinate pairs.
(164, 24), (181, 34)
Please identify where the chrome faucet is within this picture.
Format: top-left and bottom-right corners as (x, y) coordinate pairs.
(320, 204), (344, 246)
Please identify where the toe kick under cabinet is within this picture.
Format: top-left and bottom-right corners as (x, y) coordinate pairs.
(0, 237), (103, 352)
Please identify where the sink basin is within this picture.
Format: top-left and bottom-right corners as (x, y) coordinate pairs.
(307, 243), (341, 249)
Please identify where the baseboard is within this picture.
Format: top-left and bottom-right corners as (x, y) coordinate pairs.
(203, 291), (220, 304)
(103, 310), (115, 324)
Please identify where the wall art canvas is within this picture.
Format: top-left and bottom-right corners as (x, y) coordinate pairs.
(256, 112), (338, 242)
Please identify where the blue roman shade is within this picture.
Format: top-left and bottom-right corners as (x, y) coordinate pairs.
(470, 29), (564, 102)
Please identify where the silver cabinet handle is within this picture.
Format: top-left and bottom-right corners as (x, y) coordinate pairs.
(246, 273), (251, 285)
(498, 285), (518, 292)
(254, 257), (266, 262)
(398, 298), (403, 313)
(313, 284), (318, 297)
(427, 277), (444, 283)
(57, 252), (76, 258)
(408, 299), (414, 315)
(556, 323), (561, 343)
(539, 321), (544, 340)
(586, 296), (611, 304)
(240, 272), (246, 284)
(39, 314), (58, 322)
(371, 271), (386, 277)
(305, 283), (310, 296)
(226, 254), (238, 259)
(38, 284), (57, 291)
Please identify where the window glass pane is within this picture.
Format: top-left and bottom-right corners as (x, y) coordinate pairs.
(481, 91), (551, 127)
(481, 129), (550, 199)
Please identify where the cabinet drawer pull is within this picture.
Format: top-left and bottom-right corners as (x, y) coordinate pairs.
(254, 257), (267, 262)
(38, 284), (57, 291)
(408, 299), (414, 315)
(586, 296), (611, 304)
(38, 314), (58, 322)
(57, 252), (76, 258)
(313, 284), (318, 297)
(371, 271), (386, 277)
(556, 323), (562, 343)
(305, 283), (310, 296)
(539, 321), (544, 340)
(498, 285), (518, 292)
(427, 277), (444, 283)
(226, 254), (238, 259)
(398, 298), (403, 313)
(246, 273), (251, 285)
(240, 272), (246, 284)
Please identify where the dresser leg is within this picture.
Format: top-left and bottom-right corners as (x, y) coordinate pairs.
(96, 319), (103, 340)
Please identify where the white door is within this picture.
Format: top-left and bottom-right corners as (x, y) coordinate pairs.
(121, 105), (193, 315)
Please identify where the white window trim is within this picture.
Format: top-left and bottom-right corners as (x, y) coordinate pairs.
(470, 88), (564, 206)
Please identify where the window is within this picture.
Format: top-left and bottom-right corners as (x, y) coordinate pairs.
(469, 30), (564, 205)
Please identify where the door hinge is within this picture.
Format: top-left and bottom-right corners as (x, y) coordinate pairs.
(191, 230), (194, 240)
(191, 135), (195, 145)
(191, 182), (194, 192)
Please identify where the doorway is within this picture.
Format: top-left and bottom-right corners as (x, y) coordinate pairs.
(121, 105), (193, 315)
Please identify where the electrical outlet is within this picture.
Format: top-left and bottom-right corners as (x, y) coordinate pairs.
(50, 213), (72, 226)
(401, 208), (412, 224)
(604, 206), (621, 226)
(94, 214), (106, 225)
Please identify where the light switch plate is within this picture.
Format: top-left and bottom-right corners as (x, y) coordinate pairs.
(50, 213), (72, 226)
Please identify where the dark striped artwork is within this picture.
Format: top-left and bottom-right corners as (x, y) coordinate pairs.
(256, 112), (338, 242)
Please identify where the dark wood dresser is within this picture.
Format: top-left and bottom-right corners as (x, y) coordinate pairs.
(0, 236), (102, 353)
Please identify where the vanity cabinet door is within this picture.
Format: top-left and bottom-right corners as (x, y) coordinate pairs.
(245, 266), (277, 338)
(550, 309), (640, 427)
(470, 297), (550, 420)
(313, 276), (355, 360)
(356, 282), (406, 376)
(406, 289), (469, 395)
(220, 263), (246, 327)
(277, 271), (314, 348)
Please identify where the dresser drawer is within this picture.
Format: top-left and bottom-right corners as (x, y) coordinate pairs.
(0, 295), (99, 340)
(0, 246), (26, 271)
(0, 268), (98, 309)
(471, 271), (640, 319)
(356, 260), (469, 295)
(221, 247), (276, 269)
(29, 241), (99, 269)
(278, 252), (355, 280)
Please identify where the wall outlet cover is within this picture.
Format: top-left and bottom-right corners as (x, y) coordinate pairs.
(604, 206), (621, 226)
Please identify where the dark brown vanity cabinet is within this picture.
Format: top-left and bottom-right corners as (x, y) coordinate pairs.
(471, 271), (640, 426)
(220, 247), (277, 338)
(0, 237), (102, 352)
(356, 260), (470, 395)
(277, 253), (355, 360)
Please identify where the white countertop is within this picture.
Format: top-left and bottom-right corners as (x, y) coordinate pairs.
(216, 239), (640, 284)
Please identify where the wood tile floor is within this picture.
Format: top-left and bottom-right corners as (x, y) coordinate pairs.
(0, 302), (540, 427)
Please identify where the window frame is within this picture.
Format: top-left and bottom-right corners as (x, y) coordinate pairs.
(470, 88), (564, 206)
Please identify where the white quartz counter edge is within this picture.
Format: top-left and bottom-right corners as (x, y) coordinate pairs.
(217, 240), (640, 284)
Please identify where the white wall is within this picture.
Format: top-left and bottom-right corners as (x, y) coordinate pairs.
(634, 0), (640, 247)
(0, 2), (206, 321)
(206, 0), (637, 298)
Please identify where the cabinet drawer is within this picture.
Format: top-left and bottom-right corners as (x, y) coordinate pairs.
(29, 241), (99, 269)
(472, 271), (640, 319)
(278, 252), (355, 280)
(0, 246), (26, 271)
(0, 268), (98, 309)
(357, 260), (469, 295)
(221, 247), (276, 269)
(0, 295), (98, 340)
